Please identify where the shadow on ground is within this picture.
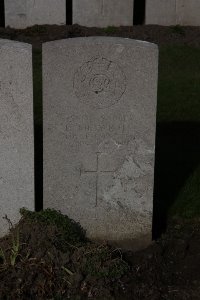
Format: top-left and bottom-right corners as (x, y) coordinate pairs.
(33, 49), (43, 211)
(153, 121), (200, 239)
(34, 124), (43, 211)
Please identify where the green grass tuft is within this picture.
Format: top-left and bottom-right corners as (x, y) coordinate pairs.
(103, 26), (117, 34)
(83, 245), (129, 279)
(157, 45), (200, 122)
(20, 208), (86, 247)
(170, 164), (200, 219)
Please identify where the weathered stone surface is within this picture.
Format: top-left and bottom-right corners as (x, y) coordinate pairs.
(5, 0), (66, 29)
(0, 39), (34, 236)
(145, 0), (176, 26)
(73, 0), (133, 27)
(43, 37), (158, 250)
(182, 0), (200, 26)
(145, 0), (200, 26)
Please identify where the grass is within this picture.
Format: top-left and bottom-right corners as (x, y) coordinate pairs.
(32, 44), (200, 222)
(20, 208), (86, 248)
(102, 26), (117, 34)
(0, 229), (20, 268)
(170, 164), (200, 219)
(83, 244), (129, 279)
(154, 45), (200, 225)
(157, 45), (200, 122)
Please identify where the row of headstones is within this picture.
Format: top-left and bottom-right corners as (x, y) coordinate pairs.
(3, 0), (200, 29)
(0, 37), (158, 250)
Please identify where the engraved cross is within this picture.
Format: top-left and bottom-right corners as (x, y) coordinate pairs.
(80, 152), (114, 206)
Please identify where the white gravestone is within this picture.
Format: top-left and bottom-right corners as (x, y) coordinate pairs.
(145, 0), (200, 26)
(0, 40), (34, 236)
(5, 0), (66, 29)
(181, 0), (200, 26)
(73, 0), (134, 27)
(43, 37), (158, 250)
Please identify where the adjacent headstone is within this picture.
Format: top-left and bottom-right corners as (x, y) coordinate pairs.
(145, 0), (177, 26)
(0, 39), (34, 236)
(43, 37), (158, 250)
(5, 0), (66, 29)
(145, 0), (200, 26)
(73, 0), (134, 27)
(181, 0), (200, 26)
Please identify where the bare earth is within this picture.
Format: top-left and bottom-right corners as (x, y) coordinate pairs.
(0, 24), (200, 49)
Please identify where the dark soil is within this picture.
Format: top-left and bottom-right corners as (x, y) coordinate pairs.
(0, 24), (200, 49)
(0, 210), (200, 300)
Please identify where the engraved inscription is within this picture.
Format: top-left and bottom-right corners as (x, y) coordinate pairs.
(73, 57), (126, 109)
(64, 112), (134, 152)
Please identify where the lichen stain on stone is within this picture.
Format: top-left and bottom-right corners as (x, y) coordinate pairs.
(101, 153), (153, 215)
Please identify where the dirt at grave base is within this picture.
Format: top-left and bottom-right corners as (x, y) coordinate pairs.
(0, 209), (200, 300)
(0, 24), (200, 49)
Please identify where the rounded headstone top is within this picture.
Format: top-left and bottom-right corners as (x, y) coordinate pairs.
(42, 36), (158, 50)
(0, 39), (32, 52)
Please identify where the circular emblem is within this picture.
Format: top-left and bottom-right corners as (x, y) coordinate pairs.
(73, 57), (126, 109)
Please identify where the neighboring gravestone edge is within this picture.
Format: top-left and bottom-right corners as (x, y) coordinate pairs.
(43, 37), (158, 251)
(0, 39), (34, 237)
(73, 0), (134, 27)
(0, 38), (32, 50)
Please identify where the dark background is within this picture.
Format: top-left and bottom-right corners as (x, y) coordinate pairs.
(0, 0), (5, 27)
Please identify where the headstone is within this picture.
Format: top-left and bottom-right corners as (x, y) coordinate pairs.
(181, 0), (200, 26)
(5, 0), (66, 29)
(43, 37), (158, 250)
(0, 39), (34, 236)
(73, 0), (134, 27)
(145, 0), (200, 26)
(145, 0), (177, 26)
